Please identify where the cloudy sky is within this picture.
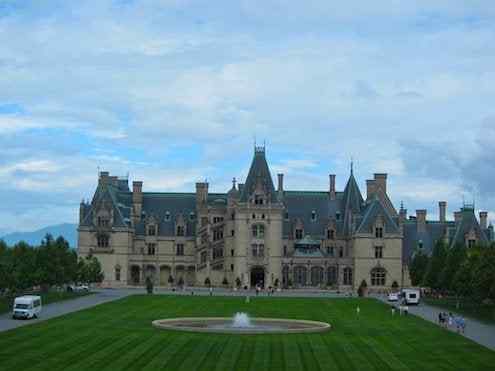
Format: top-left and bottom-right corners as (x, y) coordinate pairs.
(1, 0), (494, 232)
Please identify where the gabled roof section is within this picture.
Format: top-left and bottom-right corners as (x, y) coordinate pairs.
(240, 147), (276, 202)
(450, 207), (488, 247)
(356, 197), (400, 235)
(81, 181), (130, 228)
(342, 170), (364, 235)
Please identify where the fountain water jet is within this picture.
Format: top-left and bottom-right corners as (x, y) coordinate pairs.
(232, 312), (251, 328)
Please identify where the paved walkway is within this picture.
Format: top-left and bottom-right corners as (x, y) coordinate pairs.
(374, 294), (495, 351)
(0, 289), (132, 333)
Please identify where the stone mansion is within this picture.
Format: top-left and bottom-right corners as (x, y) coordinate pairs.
(77, 147), (493, 291)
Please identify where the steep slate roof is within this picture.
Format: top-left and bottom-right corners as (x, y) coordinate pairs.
(81, 181), (130, 228)
(356, 198), (400, 235)
(341, 171), (364, 235)
(282, 191), (343, 238)
(451, 207), (488, 246)
(240, 147), (276, 202)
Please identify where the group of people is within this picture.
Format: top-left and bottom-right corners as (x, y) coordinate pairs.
(438, 312), (466, 334)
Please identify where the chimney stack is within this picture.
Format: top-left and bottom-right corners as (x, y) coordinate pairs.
(439, 201), (447, 223)
(366, 179), (376, 200)
(196, 182), (209, 206)
(454, 211), (462, 224)
(416, 209), (427, 232)
(277, 173), (284, 193)
(329, 174), (336, 200)
(399, 206), (407, 224)
(479, 211), (488, 230)
(99, 171), (110, 186)
(374, 173), (387, 194)
(132, 181), (143, 222)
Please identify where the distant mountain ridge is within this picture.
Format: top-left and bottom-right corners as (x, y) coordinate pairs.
(0, 223), (78, 248)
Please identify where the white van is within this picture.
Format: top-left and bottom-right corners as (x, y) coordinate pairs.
(402, 289), (420, 305)
(12, 295), (42, 319)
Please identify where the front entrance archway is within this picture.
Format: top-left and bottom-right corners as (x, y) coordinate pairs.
(250, 266), (265, 288)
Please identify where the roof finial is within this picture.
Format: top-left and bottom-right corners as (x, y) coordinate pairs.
(400, 200), (404, 210)
(350, 156), (354, 175)
(232, 177), (237, 189)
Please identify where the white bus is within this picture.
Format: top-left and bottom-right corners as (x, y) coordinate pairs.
(12, 295), (42, 319)
(402, 289), (420, 305)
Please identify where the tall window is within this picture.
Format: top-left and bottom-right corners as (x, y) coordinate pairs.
(213, 247), (223, 259)
(327, 229), (335, 240)
(165, 212), (171, 221)
(283, 245), (288, 257)
(115, 267), (121, 281)
(252, 224), (265, 238)
(375, 227), (383, 238)
(339, 246), (344, 258)
(147, 225), (156, 236)
(147, 243), (156, 255)
(311, 210), (317, 222)
(176, 244), (184, 256)
(371, 267), (386, 286)
(213, 228), (224, 241)
(213, 216), (224, 224)
(251, 243), (265, 257)
(295, 229), (303, 239)
(254, 195), (264, 205)
(468, 239), (476, 248)
(97, 235), (109, 248)
(327, 266), (337, 285)
(343, 267), (353, 285)
(374, 246), (383, 259)
(201, 251), (207, 263)
(176, 225), (185, 236)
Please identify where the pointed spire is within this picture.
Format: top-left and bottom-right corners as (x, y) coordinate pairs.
(350, 156), (354, 175)
(232, 177), (237, 189)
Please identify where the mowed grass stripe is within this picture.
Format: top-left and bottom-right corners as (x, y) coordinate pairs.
(1, 295), (495, 371)
(99, 334), (170, 371)
(139, 334), (191, 371)
(213, 336), (243, 371)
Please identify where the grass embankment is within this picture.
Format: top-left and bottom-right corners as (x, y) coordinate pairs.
(0, 295), (494, 371)
(0, 291), (92, 314)
(423, 297), (495, 325)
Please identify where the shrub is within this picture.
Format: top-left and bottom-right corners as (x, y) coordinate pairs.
(204, 277), (211, 287)
(235, 277), (242, 288)
(358, 280), (367, 297)
(145, 277), (154, 294)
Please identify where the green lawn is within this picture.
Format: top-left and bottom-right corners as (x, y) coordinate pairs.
(0, 291), (92, 315)
(0, 295), (494, 371)
(423, 297), (495, 325)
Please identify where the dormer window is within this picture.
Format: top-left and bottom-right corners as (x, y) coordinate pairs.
(189, 212), (196, 221)
(284, 211), (289, 221)
(176, 225), (185, 236)
(468, 239), (476, 248)
(327, 229), (335, 240)
(97, 216), (110, 228)
(336, 212), (341, 220)
(375, 227), (383, 238)
(311, 210), (317, 222)
(164, 211), (171, 222)
(295, 229), (303, 240)
(147, 225), (156, 236)
(254, 195), (264, 205)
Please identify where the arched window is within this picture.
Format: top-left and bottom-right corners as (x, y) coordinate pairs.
(327, 266), (337, 285)
(115, 266), (121, 281)
(310, 266), (324, 286)
(343, 267), (353, 285)
(282, 266), (289, 287)
(294, 266), (307, 286)
(371, 267), (386, 286)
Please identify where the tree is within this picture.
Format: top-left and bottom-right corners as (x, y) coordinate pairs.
(409, 249), (429, 286)
(470, 246), (495, 302)
(168, 275), (174, 285)
(235, 277), (241, 288)
(422, 240), (448, 290)
(438, 243), (467, 292)
(222, 277), (228, 286)
(204, 277), (211, 287)
(391, 281), (399, 291)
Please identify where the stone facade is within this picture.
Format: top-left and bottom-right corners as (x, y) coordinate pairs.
(77, 146), (493, 291)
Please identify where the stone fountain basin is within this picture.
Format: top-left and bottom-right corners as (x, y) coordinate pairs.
(152, 317), (331, 334)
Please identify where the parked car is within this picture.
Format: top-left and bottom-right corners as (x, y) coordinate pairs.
(12, 295), (42, 319)
(67, 284), (90, 293)
(387, 292), (399, 302)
